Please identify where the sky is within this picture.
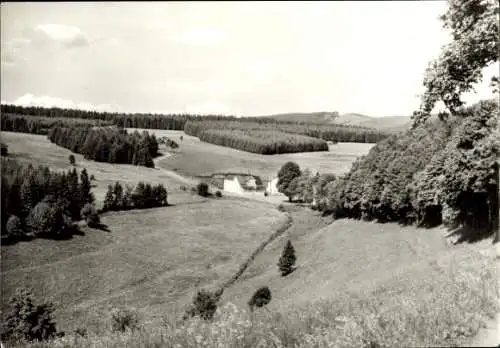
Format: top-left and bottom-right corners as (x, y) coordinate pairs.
(1, 1), (498, 117)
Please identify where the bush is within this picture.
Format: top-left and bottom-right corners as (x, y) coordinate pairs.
(80, 203), (100, 226)
(184, 289), (219, 321)
(0, 288), (60, 342)
(180, 185), (187, 191)
(69, 154), (76, 165)
(110, 307), (139, 332)
(215, 190), (222, 198)
(248, 286), (272, 311)
(5, 215), (24, 240)
(278, 204), (286, 212)
(26, 202), (70, 238)
(278, 240), (297, 277)
(197, 182), (209, 197)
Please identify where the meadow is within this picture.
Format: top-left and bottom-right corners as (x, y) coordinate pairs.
(7, 205), (498, 347)
(127, 129), (374, 180)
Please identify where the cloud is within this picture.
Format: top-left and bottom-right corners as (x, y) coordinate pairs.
(175, 27), (229, 45)
(7, 93), (116, 112)
(33, 24), (90, 47)
(1, 38), (31, 66)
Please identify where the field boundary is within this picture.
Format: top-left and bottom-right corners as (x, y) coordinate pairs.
(214, 211), (293, 297)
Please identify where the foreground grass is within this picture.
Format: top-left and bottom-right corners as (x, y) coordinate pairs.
(128, 129), (374, 179)
(12, 259), (498, 348)
(1, 196), (288, 334)
(7, 209), (498, 347)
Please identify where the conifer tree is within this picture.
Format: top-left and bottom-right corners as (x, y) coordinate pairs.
(277, 240), (297, 277)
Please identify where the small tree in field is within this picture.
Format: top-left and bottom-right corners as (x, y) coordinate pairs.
(278, 240), (296, 276)
(196, 182), (209, 197)
(68, 154), (76, 166)
(0, 288), (60, 342)
(184, 289), (219, 321)
(248, 286), (272, 312)
(277, 162), (302, 202)
(110, 307), (139, 332)
(6, 215), (24, 240)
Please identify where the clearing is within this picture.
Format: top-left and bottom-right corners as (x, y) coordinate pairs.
(126, 128), (374, 180)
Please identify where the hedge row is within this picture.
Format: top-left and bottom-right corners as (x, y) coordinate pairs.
(198, 129), (328, 154)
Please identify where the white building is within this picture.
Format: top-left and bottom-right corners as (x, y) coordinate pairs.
(266, 177), (279, 195)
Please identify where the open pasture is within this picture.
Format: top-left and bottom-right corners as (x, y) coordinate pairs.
(127, 129), (374, 179)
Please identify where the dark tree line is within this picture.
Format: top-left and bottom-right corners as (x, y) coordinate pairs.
(316, 100), (498, 233)
(198, 129), (329, 155)
(1, 113), (112, 135)
(185, 120), (389, 144)
(1, 158), (95, 243)
(102, 181), (168, 212)
(47, 127), (158, 168)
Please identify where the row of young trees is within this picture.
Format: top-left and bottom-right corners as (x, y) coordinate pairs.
(1, 158), (96, 242)
(47, 127), (159, 167)
(185, 120), (388, 144)
(102, 181), (168, 212)
(1, 113), (112, 135)
(199, 129), (329, 155)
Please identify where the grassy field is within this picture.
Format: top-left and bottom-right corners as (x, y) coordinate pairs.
(1, 197), (289, 333)
(10, 206), (498, 347)
(126, 128), (374, 180)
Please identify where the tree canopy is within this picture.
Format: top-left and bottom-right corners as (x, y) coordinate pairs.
(412, 0), (499, 127)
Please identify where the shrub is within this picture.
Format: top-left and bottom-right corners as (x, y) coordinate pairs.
(278, 204), (286, 212)
(110, 307), (139, 332)
(69, 154), (76, 166)
(0, 288), (60, 342)
(278, 240), (297, 276)
(184, 289), (219, 321)
(215, 190), (222, 198)
(5, 215), (24, 240)
(248, 286), (272, 311)
(80, 203), (100, 226)
(26, 202), (70, 237)
(197, 182), (209, 197)
(180, 185), (187, 191)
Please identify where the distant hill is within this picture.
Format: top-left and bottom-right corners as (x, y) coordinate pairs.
(263, 111), (341, 124)
(336, 113), (412, 132)
(261, 111), (412, 132)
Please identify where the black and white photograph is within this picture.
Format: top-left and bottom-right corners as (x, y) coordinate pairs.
(0, 1), (499, 347)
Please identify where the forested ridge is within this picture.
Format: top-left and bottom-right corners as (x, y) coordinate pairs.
(316, 100), (499, 232)
(1, 113), (113, 135)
